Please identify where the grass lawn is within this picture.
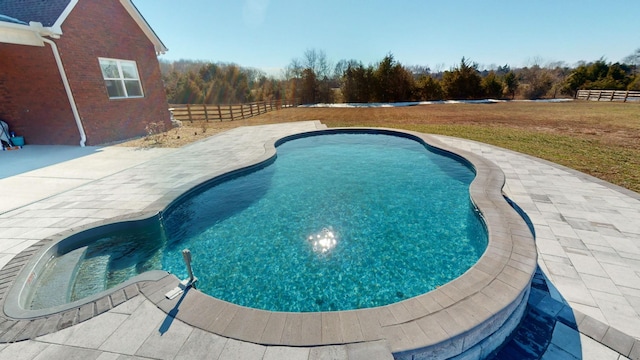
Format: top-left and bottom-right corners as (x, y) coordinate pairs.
(124, 101), (640, 193)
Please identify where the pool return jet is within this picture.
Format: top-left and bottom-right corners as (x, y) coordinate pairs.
(165, 249), (198, 300)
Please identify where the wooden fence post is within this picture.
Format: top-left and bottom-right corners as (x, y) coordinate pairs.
(186, 104), (193, 122)
(169, 97), (328, 123)
(624, 91), (629, 102)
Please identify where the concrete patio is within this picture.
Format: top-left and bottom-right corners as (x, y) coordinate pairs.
(0, 121), (638, 359)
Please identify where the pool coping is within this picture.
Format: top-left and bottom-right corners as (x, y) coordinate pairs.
(0, 127), (537, 358)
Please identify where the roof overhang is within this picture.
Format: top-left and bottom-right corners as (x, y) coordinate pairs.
(0, 0), (167, 54)
(119, 0), (168, 54)
(0, 21), (45, 46)
(49, 0), (78, 35)
(0, 0), (69, 46)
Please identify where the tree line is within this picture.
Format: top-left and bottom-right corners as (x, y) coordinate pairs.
(160, 60), (280, 104)
(160, 48), (640, 105)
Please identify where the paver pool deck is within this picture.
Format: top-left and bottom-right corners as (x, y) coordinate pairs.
(0, 121), (638, 359)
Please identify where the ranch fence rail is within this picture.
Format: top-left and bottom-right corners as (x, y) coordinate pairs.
(169, 98), (300, 123)
(576, 89), (640, 102)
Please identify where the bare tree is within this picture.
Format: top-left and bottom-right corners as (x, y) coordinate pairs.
(524, 56), (546, 68)
(623, 48), (640, 74)
(406, 65), (431, 77)
(284, 58), (303, 79)
(623, 48), (640, 65)
(303, 49), (332, 80)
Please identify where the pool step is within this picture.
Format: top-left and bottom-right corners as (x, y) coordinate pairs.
(29, 246), (87, 309)
(70, 254), (111, 302)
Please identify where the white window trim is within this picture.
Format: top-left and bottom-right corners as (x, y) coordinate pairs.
(99, 57), (144, 99)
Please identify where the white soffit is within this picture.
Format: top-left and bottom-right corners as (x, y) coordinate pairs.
(0, 23), (44, 46)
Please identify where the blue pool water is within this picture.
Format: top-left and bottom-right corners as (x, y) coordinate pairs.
(36, 133), (488, 312)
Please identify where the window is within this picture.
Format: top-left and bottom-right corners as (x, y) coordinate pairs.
(99, 58), (144, 99)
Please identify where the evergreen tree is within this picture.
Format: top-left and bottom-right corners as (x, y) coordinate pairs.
(342, 63), (373, 103)
(300, 68), (318, 104)
(373, 54), (414, 102)
(482, 71), (503, 99)
(442, 57), (483, 99)
(503, 71), (518, 99)
(561, 60), (635, 96)
(415, 75), (443, 100)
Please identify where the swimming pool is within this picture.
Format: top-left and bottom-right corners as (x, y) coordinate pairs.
(156, 134), (486, 311)
(22, 132), (488, 312)
(4, 126), (536, 359)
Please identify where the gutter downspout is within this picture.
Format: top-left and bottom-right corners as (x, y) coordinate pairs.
(37, 34), (87, 147)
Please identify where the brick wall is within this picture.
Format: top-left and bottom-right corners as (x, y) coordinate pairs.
(0, 0), (171, 146)
(57, 0), (171, 145)
(0, 43), (80, 145)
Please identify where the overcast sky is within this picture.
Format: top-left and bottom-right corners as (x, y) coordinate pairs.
(134, 0), (640, 74)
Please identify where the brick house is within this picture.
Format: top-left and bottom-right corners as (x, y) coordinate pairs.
(0, 0), (171, 146)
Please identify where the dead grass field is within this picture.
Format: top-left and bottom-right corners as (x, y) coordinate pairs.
(120, 101), (640, 193)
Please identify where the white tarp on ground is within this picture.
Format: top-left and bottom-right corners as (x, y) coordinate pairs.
(300, 98), (573, 108)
